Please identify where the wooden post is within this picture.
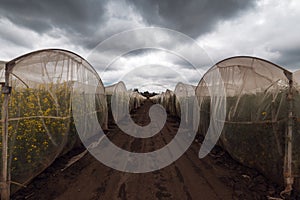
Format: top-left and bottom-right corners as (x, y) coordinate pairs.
(283, 77), (294, 197)
(1, 65), (11, 200)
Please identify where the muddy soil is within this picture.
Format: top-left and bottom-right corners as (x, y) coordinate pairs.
(12, 100), (299, 200)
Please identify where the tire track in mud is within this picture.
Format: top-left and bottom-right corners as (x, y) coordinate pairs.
(110, 101), (176, 200)
(125, 111), (195, 200)
(152, 170), (172, 200)
(102, 103), (156, 200)
(100, 100), (229, 200)
(159, 116), (231, 199)
(174, 165), (193, 200)
(90, 168), (115, 200)
(13, 100), (246, 200)
(159, 118), (194, 200)
(114, 136), (136, 200)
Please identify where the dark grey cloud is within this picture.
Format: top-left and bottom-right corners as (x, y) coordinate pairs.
(0, 0), (107, 34)
(126, 0), (257, 38)
(0, 0), (257, 50)
(276, 48), (300, 70)
(0, 0), (109, 49)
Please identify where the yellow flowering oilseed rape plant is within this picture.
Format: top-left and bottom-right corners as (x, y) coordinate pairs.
(0, 82), (75, 192)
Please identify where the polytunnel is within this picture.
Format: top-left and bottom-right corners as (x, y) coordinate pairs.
(151, 92), (165, 105)
(292, 69), (300, 191)
(149, 93), (162, 104)
(160, 89), (177, 116)
(128, 90), (146, 111)
(0, 49), (108, 199)
(174, 82), (198, 131)
(196, 56), (300, 193)
(105, 81), (129, 123)
(0, 61), (5, 81)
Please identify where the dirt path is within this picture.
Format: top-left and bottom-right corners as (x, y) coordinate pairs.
(13, 100), (285, 200)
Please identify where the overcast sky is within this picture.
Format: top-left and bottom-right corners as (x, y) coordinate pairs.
(0, 0), (299, 92)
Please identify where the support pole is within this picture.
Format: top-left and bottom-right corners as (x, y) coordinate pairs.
(1, 65), (11, 200)
(282, 78), (294, 197)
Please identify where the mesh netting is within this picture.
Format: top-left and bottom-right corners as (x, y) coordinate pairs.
(0, 49), (107, 196)
(128, 91), (146, 111)
(159, 89), (176, 116)
(105, 82), (146, 124)
(106, 81), (129, 123)
(3, 51), (300, 196)
(174, 82), (198, 130)
(149, 93), (164, 105)
(292, 70), (300, 188)
(0, 61), (5, 82)
(196, 56), (294, 186)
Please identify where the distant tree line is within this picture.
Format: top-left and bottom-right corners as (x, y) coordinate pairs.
(133, 88), (157, 98)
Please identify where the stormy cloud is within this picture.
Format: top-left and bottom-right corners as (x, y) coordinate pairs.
(0, 0), (299, 91)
